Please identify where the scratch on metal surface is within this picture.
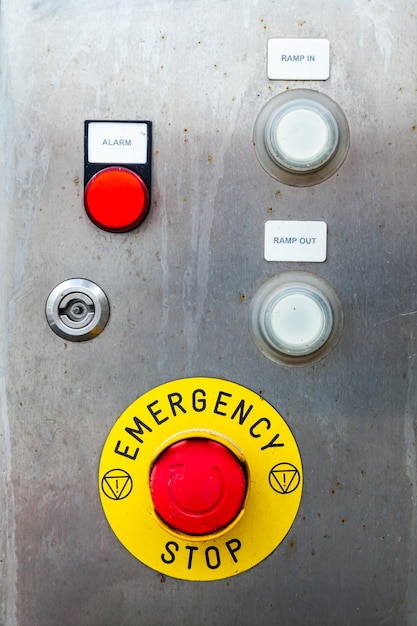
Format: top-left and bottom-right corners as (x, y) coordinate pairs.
(0, 382), (17, 626)
(376, 310), (417, 325)
(181, 91), (244, 371)
(31, 0), (195, 20)
(158, 190), (170, 375)
(404, 344), (417, 625)
(0, 0), (52, 621)
(353, 0), (394, 72)
(243, 0), (258, 29)
(0, 8), (17, 626)
(400, 310), (417, 318)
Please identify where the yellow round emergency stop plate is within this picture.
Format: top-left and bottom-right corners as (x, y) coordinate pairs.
(99, 377), (303, 581)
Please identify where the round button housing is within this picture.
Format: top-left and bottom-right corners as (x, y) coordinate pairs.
(253, 89), (350, 187)
(45, 278), (110, 342)
(249, 272), (344, 366)
(150, 438), (247, 536)
(84, 166), (149, 232)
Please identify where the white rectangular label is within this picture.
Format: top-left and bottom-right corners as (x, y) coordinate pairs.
(87, 122), (148, 164)
(267, 38), (330, 80)
(265, 220), (327, 262)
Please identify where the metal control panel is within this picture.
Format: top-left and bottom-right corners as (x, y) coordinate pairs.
(1, 1), (417, 625)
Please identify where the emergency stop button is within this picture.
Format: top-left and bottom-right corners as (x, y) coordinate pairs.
(150, 438), (247, 536)
(99, 377), (303, 581)
(84, 120), (152, 232)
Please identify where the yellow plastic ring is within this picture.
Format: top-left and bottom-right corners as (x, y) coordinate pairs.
(99, 377), (303, 581)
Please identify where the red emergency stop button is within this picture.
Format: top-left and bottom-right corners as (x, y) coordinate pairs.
(150, 438), (247, 536)
(84, 166), (149, 232)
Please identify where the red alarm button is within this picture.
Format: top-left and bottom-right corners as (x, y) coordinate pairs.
(150, 438), (247, 536)
(84, 166), (149, 232)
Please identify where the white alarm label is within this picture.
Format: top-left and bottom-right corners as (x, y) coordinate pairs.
(87, 122), (148, 164)
(265, 220), (327, 262)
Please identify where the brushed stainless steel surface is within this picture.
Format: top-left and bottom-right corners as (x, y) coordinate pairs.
(1, 1), (417, 624)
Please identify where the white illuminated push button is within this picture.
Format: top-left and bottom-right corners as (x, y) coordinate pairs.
(264, 286), (333, 356)
(249, 272), (344, 366)
(253, 90), (350, 186)
(265, 100), (339, 173)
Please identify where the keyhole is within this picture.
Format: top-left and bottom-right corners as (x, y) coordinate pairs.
(64, 299), (91, 322)
(70, 302), (86, 318)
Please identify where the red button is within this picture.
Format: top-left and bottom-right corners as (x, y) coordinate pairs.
(150, 439), (247, 536)
(84, 167), (149, 232)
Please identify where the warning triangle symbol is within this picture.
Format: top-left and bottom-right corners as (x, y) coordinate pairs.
(271, 469), (298, 493)
(103, 475), (130, 499)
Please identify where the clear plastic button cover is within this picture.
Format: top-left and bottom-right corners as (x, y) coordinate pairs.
(265, 100), (339, 172)
(253, 89), (350, 187)
(264, 286), (333, 356)
(249, 272), (344, 367)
